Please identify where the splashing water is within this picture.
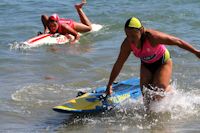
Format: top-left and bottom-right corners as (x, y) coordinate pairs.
(9, 41), (31, 50)
(145, 80), (200, 120)
(61, 80), (200, 130)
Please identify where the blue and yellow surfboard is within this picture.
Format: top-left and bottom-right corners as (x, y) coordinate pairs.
(53, 77), (142, 113)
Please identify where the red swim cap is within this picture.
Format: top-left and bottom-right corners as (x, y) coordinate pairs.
(49, 13), (59, 21)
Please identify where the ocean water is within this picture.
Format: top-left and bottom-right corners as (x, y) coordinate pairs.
(1, 0), (200, 132)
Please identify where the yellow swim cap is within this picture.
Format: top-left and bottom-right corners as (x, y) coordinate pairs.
(125, 17), (142, 29)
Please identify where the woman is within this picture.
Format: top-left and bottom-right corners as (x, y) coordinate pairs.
(106, 17), (200, 107)
(41, 0), (92, 44)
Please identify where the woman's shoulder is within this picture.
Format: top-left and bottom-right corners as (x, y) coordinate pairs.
(146, 28), (169, 38)
(145, 28), (174, 46)
(145, 28), (166, 41)
(145, 28), (159, 36)
(121, 38), (132, 50)
(144, 29), (162, 46)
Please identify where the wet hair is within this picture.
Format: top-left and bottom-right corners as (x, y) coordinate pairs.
(125, 18), (131, 28)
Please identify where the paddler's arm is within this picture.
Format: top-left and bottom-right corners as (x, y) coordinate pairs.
(106, 38), (132, 95)
(148, 29), (200, 58)
(61, 24), (80, 44)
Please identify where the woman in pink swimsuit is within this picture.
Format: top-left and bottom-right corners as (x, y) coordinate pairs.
(41, 1), (92, 44)
(106, 17), (200, 107)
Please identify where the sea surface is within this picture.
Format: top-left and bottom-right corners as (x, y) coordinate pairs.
(1, 0), (200, 132)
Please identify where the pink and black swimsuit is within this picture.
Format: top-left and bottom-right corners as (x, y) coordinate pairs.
(57, 18), (75, 33)
(130, 38), (171, 73)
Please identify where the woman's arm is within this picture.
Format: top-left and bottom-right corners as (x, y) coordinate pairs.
(148, 29), (200, 58)
(61, 24), (80, 44)
(106, 38), (132, 94)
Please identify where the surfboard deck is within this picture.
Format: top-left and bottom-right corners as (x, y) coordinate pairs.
(53, 77), (142, 114)
(24, 33), (72, 47)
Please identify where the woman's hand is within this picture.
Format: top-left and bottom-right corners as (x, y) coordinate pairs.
(70, 34), (80, 45)
(105, 85), (113, 95)
(195, 50), (200, 58)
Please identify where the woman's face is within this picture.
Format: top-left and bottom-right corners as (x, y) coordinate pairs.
(125, 28), (142, 43)
(48, 20), (59, 33)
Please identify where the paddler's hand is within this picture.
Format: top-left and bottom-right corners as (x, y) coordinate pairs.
(70, 34), (80, 45)
(195, 50), (200, 58)
(105, 85), (113, 95)
(65, 34), (72, 40)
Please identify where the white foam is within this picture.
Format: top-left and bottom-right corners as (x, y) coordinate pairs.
(110, 79), (200, 122)
(91, 24), (103, 32)
(9, 41), (31, 50)
(147, 86), (200, 120)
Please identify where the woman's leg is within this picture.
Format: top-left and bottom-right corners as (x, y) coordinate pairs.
(140, 63), (153, 110)
(74, 1), (92, 32)
(140, 59), (173, 111)
(140, 63), (153, 91)
(149, 59), (173, 101)
(152, 59), (173, 100)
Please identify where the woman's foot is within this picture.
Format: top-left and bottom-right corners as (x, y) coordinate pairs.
(75, 0), (86, 9)
(82, 0), (87, 4)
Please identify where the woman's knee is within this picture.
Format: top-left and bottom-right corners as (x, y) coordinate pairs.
(88, 25), (92, 31)
(84, 25), (92, 32)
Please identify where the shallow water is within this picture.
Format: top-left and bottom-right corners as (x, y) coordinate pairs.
(1, 0), (200, 132)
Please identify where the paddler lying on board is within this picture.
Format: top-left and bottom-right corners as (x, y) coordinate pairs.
(105, 17), (200, 110)
(40, 0), (91, 44)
